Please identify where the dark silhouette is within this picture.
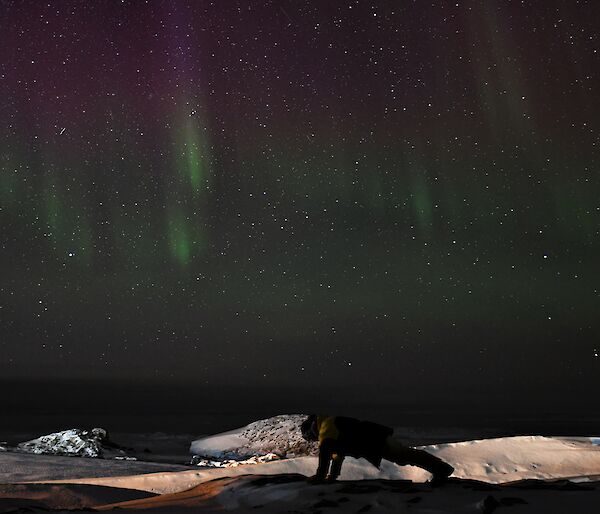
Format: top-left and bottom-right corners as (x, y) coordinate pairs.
(300, 415), (454, 485)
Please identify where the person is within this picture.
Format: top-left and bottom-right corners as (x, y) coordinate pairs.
(300, 414), (454, 485)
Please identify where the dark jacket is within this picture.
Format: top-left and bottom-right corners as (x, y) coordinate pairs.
(316, 415), (393, 468)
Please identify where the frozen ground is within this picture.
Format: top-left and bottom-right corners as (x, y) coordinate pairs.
(1, 417), (600, 513)
(0, 451), (194, 483)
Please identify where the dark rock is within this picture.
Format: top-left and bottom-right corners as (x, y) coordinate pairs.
(478, 495), (500, 514)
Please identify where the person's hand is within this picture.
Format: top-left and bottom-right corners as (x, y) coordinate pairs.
(306, 475), (326, 484)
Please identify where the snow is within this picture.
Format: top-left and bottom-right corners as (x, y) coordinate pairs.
(188, 428), (249, 459)
(428, 435), (600, 483)
(191, 452), (280, 467)
(2, 417), (600, 513)
(27, 433), (600, 495)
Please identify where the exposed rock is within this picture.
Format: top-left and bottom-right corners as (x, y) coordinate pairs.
(239, 414), (319, 457)
(16, 428), (123, 458)
(190, 414), (319, 462)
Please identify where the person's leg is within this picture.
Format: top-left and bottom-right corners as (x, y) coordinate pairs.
(382, 437), (454, 480)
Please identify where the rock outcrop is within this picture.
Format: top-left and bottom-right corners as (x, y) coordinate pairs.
(190, 414), (318, 462)
(239, 415), (319, 457)
(16, 428), (124, 458)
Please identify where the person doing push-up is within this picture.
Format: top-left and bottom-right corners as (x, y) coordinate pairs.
(300, 415), (454, 485)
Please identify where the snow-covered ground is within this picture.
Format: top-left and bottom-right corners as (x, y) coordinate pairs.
(431, 435), (600, 484)
(28, 434), (600, 494)
(1, 416), (600, 513)
(93, 474), (600, 514)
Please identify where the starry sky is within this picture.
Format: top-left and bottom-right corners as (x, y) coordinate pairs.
(1, 0), (599, 398)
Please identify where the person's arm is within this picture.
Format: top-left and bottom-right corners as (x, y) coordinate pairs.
(328, 453), (345, 481)
(308, 438), (335, 483)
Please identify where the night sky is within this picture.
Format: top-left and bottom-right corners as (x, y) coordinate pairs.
(1, 1), (599, 397)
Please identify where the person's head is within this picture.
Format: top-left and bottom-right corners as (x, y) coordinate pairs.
(300, 414), (319, 442)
